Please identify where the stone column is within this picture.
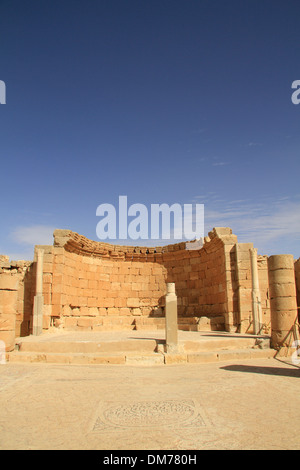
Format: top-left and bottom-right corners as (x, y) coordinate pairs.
(0, 267), (19, 351)
(268, 255), (298, 350)
(32, 248), (44, 336)
(250, 248), (263, 335)
(165, 283), (178, 353)
(295, 258), (300, 316)
(235, 243), (253, 333)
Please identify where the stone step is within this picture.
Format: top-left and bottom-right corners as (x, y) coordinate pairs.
(7, 351), (126, 364)
(10, 330), (272, 365)
(15, 333), (270, 356)
(164, 348), (275, 364)
(186, 348), (275, 364)
(125, 353), (165, 366)
(7, 351), (165, 365)
(7, 347), (275, 365)
(134, 315), (225, 331)
(183, 336), (266, 352)
(17, 338), (159, 354)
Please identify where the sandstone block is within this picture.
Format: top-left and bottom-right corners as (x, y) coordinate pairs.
(119, 308), (131, 316)
(268, 255), (295, 271)
(270, 310), (298, 331)
(0, 290), (18, 314)
(43, 315), (51, 329)
(0, 330), (15, 351)
(131, 307), (142, 316)
(77, 318), (93, 328)
(271, 330), (297, 349)
(88, 355), (126, 364)
(269, 283), (297, 298)
(0, 274), (20, 291)
(87, 297), (98, 307)
(270, 296), (297, 311)
(187, 352), (218, 363)
(64, 317), (78, 328)
(87, 307), (99, 316)
(0, 314), (16, 331)
(114, 298), (127, 308)
(107, 307), (119, 316)
(101, 298), (115, 308)
(51, 305), (61, 316)
(125, 354), (164, 365)
(51, 293), (62, 305)
(43, 305), (52, 317)
(98, 307), (107, 316)
(164, 353), (187, 364)
(127, 298), (140, 308)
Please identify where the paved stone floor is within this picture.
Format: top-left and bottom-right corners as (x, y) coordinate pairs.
(0, 357), (299, 450)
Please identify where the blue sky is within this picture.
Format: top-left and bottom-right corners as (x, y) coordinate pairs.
(0, 0), (300, 259)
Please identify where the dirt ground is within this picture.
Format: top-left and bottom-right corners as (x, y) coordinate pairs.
(0, 357), (299, 450)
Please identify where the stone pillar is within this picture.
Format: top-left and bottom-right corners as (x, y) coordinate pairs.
(32, 248), (44, 336)
(165, 283), (178, 353)
(0, 268), (19, 351)
(268, 255), (298, 350)
(235, 243), (253, 333)
(250, 248), (263, 334)
(295, 258), (300, 318)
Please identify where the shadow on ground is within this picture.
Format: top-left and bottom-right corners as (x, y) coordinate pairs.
(220, 360), (300, 378)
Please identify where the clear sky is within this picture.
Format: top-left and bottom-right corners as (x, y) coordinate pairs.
(0, 0), (300, 260)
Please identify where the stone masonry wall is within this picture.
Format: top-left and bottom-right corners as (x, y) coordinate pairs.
(162, 229), (229, 319)
(294, 258), (300, 322)
(35, 229), (236, 332)
(40, 228), (238, 332)
(53, 249), (167, 331)
(33, 228), (275, 334)
(0, 256), (34, 350)
(229, 245), (271, 334)
(35, 233), (169, 331)
(1, 227), (295, 343)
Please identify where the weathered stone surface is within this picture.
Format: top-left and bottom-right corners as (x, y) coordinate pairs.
(269, 283), (296, 298)
(0, 330), (15, 351)
(0, 274), (20, 291)
(0, 290), (18, 314)
(268, 255), (295, 271)
(0, 227), (297, 345)
(268, 255), (298, 350)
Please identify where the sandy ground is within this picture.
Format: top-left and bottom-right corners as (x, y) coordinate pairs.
(0, 357), (299, 450)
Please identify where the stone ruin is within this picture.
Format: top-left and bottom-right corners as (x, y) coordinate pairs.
(0, 227), (299, 356)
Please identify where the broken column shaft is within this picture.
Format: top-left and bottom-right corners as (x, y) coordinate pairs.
(268, 255), (298, 350)
(165, 283), (178, 353)
(32, 248), (44, 336)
